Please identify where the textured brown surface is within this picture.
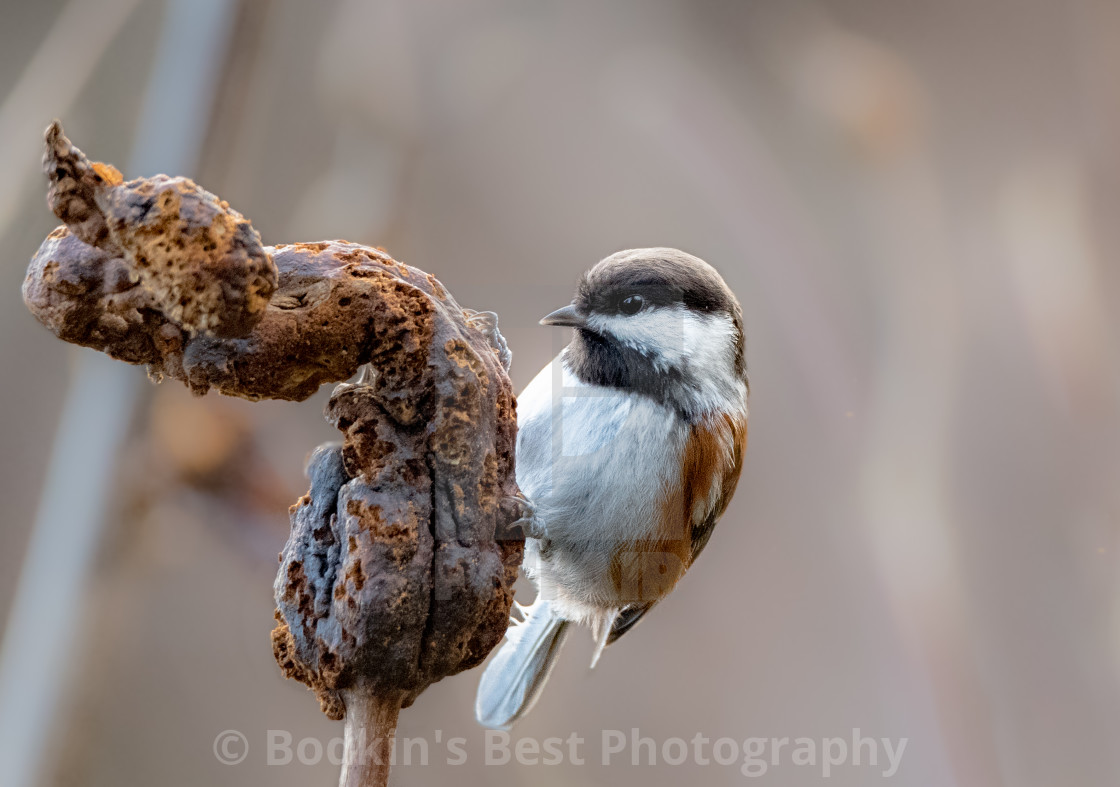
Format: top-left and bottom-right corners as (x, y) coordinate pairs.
(22, 124), (523, 722)
(41, 122), (277, 338)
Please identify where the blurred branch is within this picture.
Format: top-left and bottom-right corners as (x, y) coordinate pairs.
(0, 4), (238, 787)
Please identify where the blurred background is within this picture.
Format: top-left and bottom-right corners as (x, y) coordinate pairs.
(1, 0), (1119, 785)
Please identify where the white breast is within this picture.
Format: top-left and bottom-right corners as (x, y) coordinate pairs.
(514, 356), (688, 619)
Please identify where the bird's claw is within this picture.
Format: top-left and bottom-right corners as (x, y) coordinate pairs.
(356, 363), (376, 386)
(464, 309), (513, 371)
(508, 600), (531, 627)
(464, 308), (496, 330)
(515, 517), (547, 541)
(501, 494), (546, 540)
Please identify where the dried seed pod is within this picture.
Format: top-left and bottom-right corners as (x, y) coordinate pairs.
(271, 309), (521, 717)
(23, 123), (523, 787)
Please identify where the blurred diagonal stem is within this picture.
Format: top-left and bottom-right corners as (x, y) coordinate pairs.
(0, 2), (239, 786)
(0, 0), (145, 239)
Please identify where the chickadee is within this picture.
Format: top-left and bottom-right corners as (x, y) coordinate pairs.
(476, 248), (749, 728)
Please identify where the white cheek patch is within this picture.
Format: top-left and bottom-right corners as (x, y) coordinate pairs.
(681, 311), (739, 384)
(585, 306), (744, 414)
(587, 306), (689, 368)
(587, 306), (739, 383)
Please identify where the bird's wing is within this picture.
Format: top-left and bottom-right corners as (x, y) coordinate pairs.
(604, 497), (727, 646)
(607, 411), (747, 646)
(688, 411), (747, 567)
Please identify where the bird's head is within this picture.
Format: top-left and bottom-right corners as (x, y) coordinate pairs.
(543, 248), (747, 418)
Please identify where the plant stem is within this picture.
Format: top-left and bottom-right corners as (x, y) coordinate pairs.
(339, 690), (403, 787)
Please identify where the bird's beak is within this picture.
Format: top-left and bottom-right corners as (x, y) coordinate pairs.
(539, 304), (587, 329)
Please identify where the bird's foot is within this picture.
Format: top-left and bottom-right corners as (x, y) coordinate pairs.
(507, 599), (533, 627)
(464, 309), (513, 371)
(500, 493), (547, 541)
(356, 363), (376, 386)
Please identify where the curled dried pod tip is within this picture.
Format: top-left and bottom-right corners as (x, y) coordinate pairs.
(42, 121), (277, 338)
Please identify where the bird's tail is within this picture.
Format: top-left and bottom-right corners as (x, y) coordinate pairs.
(475, 595), (569, 729)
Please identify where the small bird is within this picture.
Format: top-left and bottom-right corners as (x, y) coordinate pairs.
(475, 248), (749, 728)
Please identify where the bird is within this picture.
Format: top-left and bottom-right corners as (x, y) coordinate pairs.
(475, 247), (749, 729)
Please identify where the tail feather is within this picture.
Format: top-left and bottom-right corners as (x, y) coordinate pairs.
(588, 608), (620, 669)
(475, 596), (569, 729)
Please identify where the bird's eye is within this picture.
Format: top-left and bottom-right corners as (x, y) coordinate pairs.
(618, 294), (644, 315)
